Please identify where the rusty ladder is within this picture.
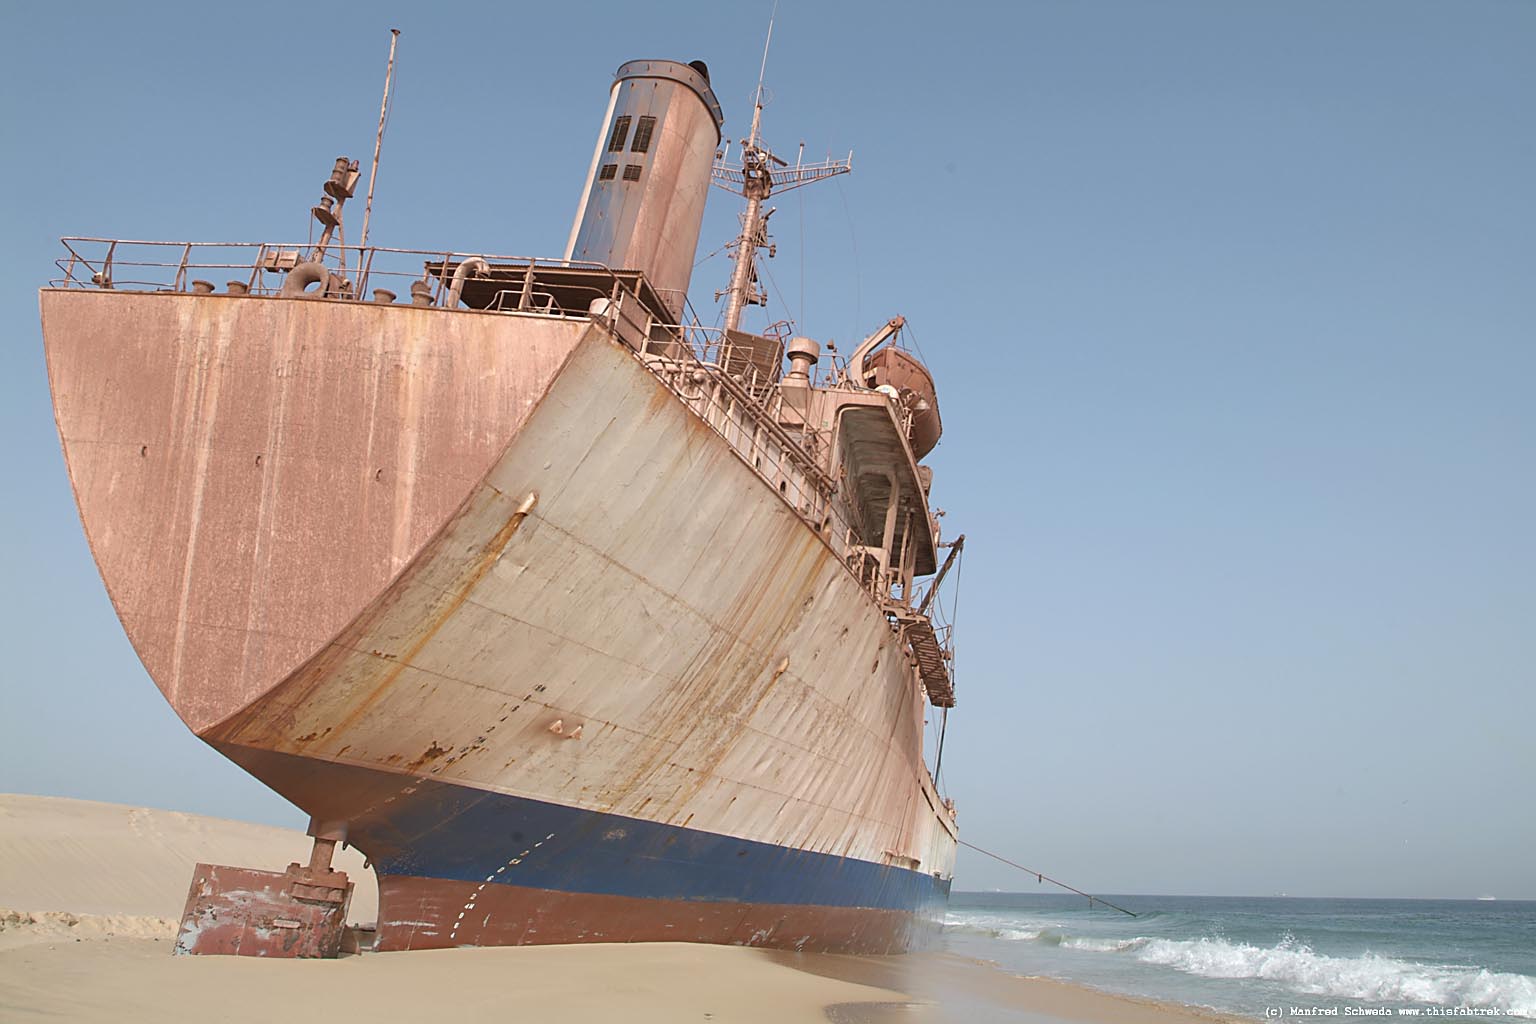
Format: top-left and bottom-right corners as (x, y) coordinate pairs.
(899, 612), (955, 708)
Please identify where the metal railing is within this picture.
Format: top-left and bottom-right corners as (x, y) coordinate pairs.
(50, 238), (629, 314)
(578, 296), (869, 566)
(601, 324), (861, 558)
(47, 235), (884, 600)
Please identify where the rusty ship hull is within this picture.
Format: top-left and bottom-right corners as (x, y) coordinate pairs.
(40, 55), (960, 956)
(42, 287), (956, 952)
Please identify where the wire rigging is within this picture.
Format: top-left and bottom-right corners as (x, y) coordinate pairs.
(958, 840), (1139, 918)
(933, 706), (948, 785)
(757, 261), (799, 335)
(832, 176), (861, 344)
(904, 318), (932, 369)
(694, 240), (733, 268)
(798, 187), (806, 329)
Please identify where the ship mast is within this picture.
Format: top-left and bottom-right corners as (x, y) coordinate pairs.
(712, 20), (851, 332)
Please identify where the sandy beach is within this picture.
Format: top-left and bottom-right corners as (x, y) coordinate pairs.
(0, 794), (1241, 1023)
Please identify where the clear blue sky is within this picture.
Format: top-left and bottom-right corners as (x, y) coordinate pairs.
(2, 1), (1531, 899)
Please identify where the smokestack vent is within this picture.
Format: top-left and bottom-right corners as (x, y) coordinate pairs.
(564, 60), (725, 321)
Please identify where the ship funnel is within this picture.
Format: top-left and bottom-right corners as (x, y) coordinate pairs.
(564, 60), (724, 321)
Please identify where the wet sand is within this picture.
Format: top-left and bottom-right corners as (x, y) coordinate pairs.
(778, 948), (1246, 1023)
(0, 794), (1240, 1022)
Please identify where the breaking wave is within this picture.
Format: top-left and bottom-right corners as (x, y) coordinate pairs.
(1132, 935), (1536, 1018)
(1061, 935), (1149, 953)
(944, 912), (1057, 944)
(944, 917), (1536, 1018)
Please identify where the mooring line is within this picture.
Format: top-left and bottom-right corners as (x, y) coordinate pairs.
(958, 839), (1138, 918)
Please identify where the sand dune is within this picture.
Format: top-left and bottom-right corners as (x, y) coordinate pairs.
(0, 794), (923, 1023)
(0, 793), (376, 923)
(0, 793), (1235, 1023)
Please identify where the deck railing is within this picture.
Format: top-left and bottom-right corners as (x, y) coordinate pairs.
(48, 237), (938, 686)
(49, 237), (640, 311)
(47, 236), (866, 575)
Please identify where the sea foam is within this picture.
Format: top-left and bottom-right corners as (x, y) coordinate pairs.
(1128, 935), (1535, 1018)
(945, 916), (1536, 1019)
(944, 911), (1056, 943)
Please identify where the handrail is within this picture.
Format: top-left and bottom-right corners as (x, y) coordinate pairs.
(43, 235), (880, 611)
(47, 238), (628, 306)
(610, 314), (862, 569)
(44, 234), (949, 694)
(633, 347), (859, 552)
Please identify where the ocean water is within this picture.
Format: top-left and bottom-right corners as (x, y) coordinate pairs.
(943, 892), (1536, 1022)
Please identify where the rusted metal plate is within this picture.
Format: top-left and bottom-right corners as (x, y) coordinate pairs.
(374, 872), (940, 955)
(202, 333), (957, 892)
(44, 287), (958, 952)
(40, 290), (588, 731)
(174, 862), (353, 958)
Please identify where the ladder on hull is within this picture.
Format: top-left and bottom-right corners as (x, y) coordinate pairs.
(898, 612), (954, 708)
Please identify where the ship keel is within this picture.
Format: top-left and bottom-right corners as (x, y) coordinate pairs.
(214, 743), (950, 955)
(376, 875), (927, 954)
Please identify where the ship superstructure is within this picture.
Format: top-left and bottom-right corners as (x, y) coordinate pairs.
(40, 55), (961, 956)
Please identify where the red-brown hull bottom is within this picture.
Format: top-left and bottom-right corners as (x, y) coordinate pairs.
(375, 874), (935, 955)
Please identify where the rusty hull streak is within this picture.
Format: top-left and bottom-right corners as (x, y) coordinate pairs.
(46, 286), (956, 953)
(42, 290), (590, 734)
(326, 491), (540, 742)
(41, 56), (960, 959)
(174, 862), (353, 958)
(202, 329), (953, 880)
(375, 873), (935, 955)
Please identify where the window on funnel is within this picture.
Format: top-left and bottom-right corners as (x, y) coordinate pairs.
(631, 116), (656, 153)
(607, 116), (632, 152)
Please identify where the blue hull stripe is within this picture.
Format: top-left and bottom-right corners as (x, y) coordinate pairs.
(222, 744), (952, 914)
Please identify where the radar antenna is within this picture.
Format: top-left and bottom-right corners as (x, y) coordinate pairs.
(712, 13), (852, 332)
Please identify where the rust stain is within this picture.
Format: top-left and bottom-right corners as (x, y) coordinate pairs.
(43, 290), (589, 740)
(328, 494), (538, 739)
(372, 873), (932, 954)
(176, 861), (352, 958)
(143, 330), (950, 896)
(643, 375), (677, 419)
(405, 741), (450, 773)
